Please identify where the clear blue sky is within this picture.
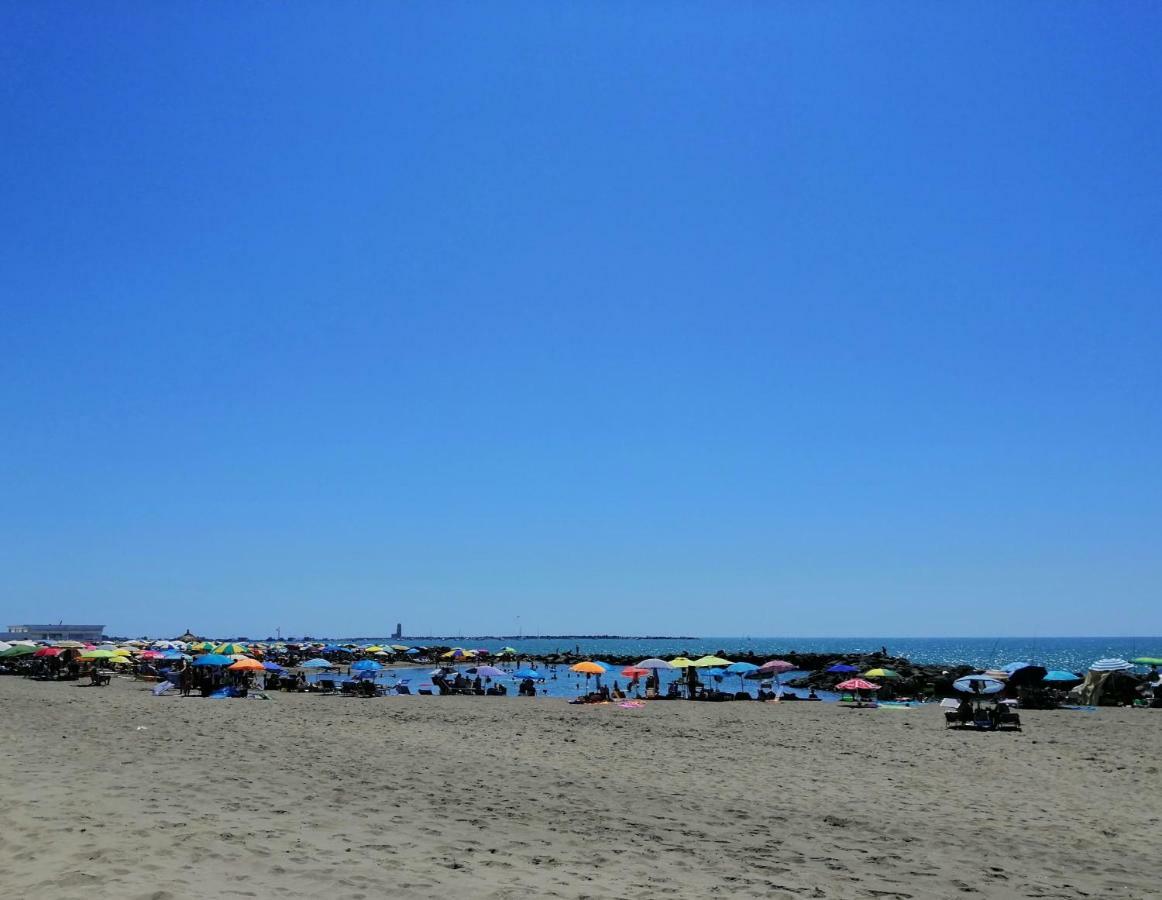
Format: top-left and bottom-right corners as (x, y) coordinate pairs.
(2, 4), (1159, 639)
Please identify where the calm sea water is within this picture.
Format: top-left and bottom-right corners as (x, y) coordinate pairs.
(331, 636), (1162, 674)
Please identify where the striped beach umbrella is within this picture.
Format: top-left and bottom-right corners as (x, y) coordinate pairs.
(1089, 658), (1134, 672)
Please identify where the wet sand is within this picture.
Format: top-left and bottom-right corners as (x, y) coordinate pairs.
(1, 676), (1159, 900)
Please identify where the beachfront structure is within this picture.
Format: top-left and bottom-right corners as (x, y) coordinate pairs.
(1, 623), (105, 642)
(393, 622), (403, 639)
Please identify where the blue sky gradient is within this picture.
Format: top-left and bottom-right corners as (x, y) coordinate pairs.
(2, 4), (1160, 637)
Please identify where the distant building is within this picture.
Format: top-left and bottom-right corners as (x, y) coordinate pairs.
(1, 624), (105, 642)
(393, 622), (403, 639)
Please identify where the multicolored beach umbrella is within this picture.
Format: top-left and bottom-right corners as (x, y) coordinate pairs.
(864, 667), (900, 679)
(213, 643), (248, 656)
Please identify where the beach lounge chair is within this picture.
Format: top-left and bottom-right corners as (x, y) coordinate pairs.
(317, 678), (338, 695)
(998, 708), (1022, 730)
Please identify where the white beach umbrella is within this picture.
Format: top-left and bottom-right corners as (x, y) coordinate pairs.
(0, 642), (11, 653)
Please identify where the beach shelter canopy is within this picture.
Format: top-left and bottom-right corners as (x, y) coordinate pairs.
(836, 678), (880, 691)
(1089, 658), (1134, 672)
(635, 658), (674, 670)
(825, 664), (858, 674)
(760, 660), (796, 673)
(571, 661), (607, 675)
(863, 668), (900, 679)
(192, 654), (234, 667)
(227, 658), (264, 671)
(953, 675), (1005, 694)
(692, 655), (732, 667)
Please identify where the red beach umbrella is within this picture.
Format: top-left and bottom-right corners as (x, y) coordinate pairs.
(621, 667), (650, 678)
(835, 678), (880, 691)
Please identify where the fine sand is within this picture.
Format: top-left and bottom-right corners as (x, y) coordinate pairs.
(2, 677), (1160, 900)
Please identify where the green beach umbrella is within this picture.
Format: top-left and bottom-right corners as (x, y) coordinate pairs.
(0, 645), (36, 658)
(692, 655), (733, 667)
(864, 667), (900, 679)
(1131, 657), (1162, 666)
(213, 642), (248, 656)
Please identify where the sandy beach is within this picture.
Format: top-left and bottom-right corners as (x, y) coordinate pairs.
(2, 676), (1159, 900)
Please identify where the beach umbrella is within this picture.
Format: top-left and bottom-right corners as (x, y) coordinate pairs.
(760, 660), (796, 673)
(825, 664), (858, 674)
(0, 645), (36, 658)
(363, 646), (384, 653)
(1089, 658), (1134, 672)
(498, 647), (518, 656)
(622, 666), (650, 678)
(1130, 657), (1162, 666)
(227, 658), (264, 671)
(1005, 664), (1047, 686)
(112, 648), (134, 656)
(692, 655), (732, 667)
(301, 658), (335, 668)
(106, 655), (132, 665)
(953, 675), (1004, 694)
(350, 660), (382, 671)
(33, 647), (64, 657)
(1042, 670), (1082, 683)
(835, 678), (881, 692)
(262, 661), (284, 671)
(471, 665), (506, 679)
(192, 654), (233, 667)
(139, 650), (164, 659)
(0, 641), (10, 653)
(390, 644), (409, 652)
(159, 650), (189, 660)
(81, 649), (116, 659)
(512, 667), (541, 679)
(864, 667), (899, 679)
(52, 640), (85, 648)
(725, 661), (759, 690)
(1001, 661), (1033, 673)
(571, 661), (608, 675)
(669, 657), (694, 668)
(405, 648), (421, 655)
(213, 643), (247, 656)
(635, 658), (674, 670)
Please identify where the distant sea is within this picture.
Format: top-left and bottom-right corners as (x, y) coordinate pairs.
(327, 636), (1162, 674)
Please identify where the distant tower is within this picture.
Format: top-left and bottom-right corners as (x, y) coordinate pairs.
(393, 622), (402, 639)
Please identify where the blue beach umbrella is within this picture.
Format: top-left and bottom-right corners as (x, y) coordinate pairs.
(1001, 661), (1032, 673)
(262, 661), (284, 672)
(1042, 670), (1082, 683)
(350, 660), (381, 671)
(826, 664), (859, 674)
(302, 658), (335, 668)
(512, 667), (541, 679)
(405, 648), (421, 655)
(726, 661), (759, 690)
(953, 675), (1005, 695)
(192, 654), (233, 667)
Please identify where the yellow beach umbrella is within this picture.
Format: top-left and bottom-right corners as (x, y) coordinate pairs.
(112, 648), (133, 656)
(391, 645), (409, 652)
(669, 657), (694, 668)
(106, 655), (132, 665)
(364, 646), (384, 653)
(863, 668), (900, 679)
(692, 655), (732, 667)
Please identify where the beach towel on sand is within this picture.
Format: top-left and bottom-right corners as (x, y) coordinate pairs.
(152, 681), (174, 696)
